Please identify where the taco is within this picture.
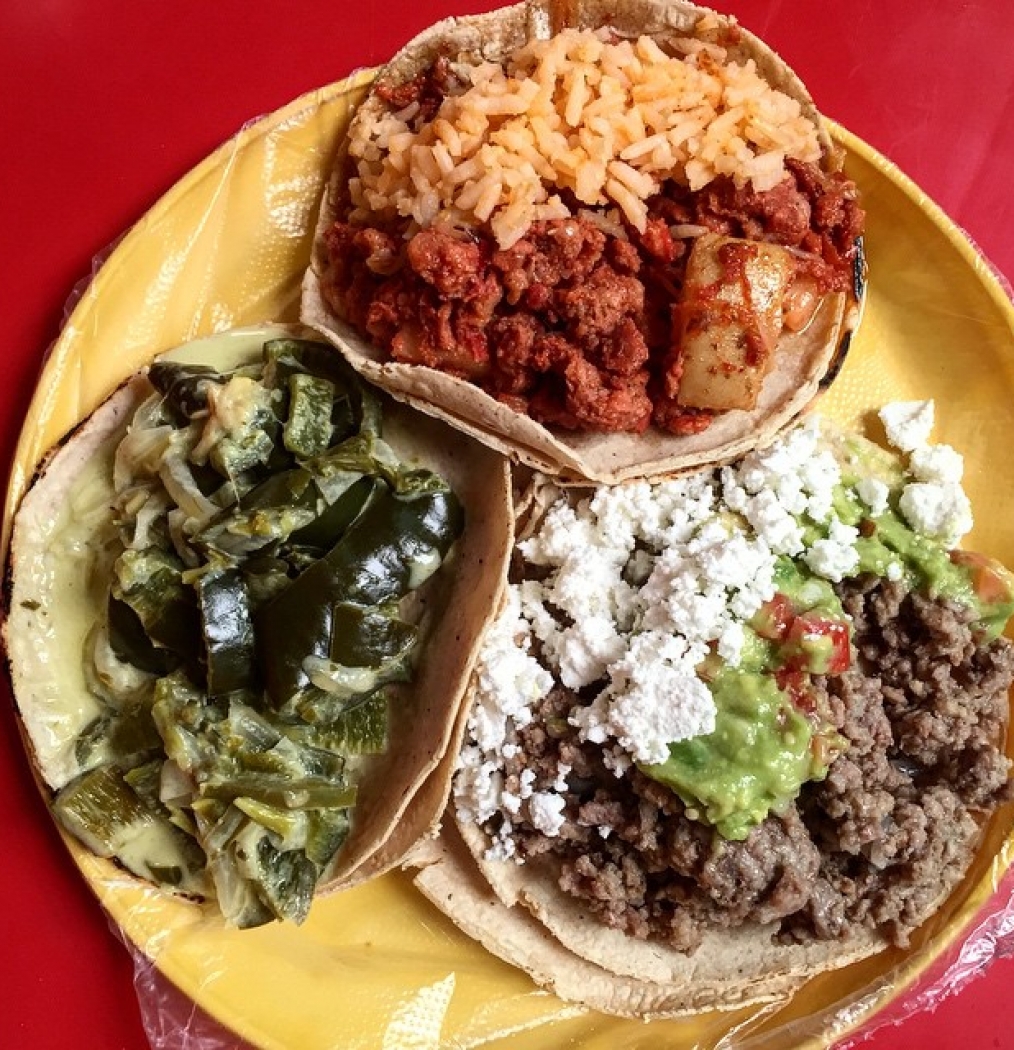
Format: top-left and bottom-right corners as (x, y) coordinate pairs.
(411, 402), (1014, 1015)
(302, 0), (866, 484)
(2, 325), (512, 927)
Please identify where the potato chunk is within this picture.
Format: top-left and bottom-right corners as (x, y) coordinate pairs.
(676, 234), (795, 412)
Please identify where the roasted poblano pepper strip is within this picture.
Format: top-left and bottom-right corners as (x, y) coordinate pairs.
(211, 428), (275, 479)
(284, 373), (335, 458)
(147, 362), (224, 422)
(199, 776), (358, 809)
(53, 765), (208, 894)
(232, 802), (351, 876)
(326, 484), (464, 605)
(113, 548), (201, 659)
(304, 432), (402, 494)
(288, 476), (384, 555)
(215, 700), (283, 753)
(291, 607), (417, 722)
(197, 567), (257, 697)
(107, 595), (176, 675)
(257, 483), (462, 705)
(302, 809), (352, 869)
(123, 760), (163, 806)
(262, 338), (354, 394)
(197, 468), (319, 555)
(263, 338), (350, 383)
(74, 700), (163, 771)
(293, 665), (409, 724)
(330, 604), (417, 667)
(263, 338), (382, 438)
(233, 822), (318, 925)
(280, 694), (388, 756)
(234, 799), (311, 847)
(203, 377), (278, 479)
(151, 672), (226, 777)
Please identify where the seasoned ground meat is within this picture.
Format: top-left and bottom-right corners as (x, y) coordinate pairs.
(323, 65), (864, 436)
(374, 54), (461, 123)
(490, 580), (1014, 951)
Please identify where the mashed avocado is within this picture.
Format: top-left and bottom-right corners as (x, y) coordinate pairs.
(644, 663), (833, 840)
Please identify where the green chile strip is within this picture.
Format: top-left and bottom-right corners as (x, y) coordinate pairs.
(257, 485), (463, 706)
(197, 568), (257, 697)
(107, 595), (176, 675)
(146, 362), (225, 422)
(113, 548), (201, 660)
(289, 476), (382, 551)
(329, 604), (417, 667)
(285, 373), (335, 458)
(264, 338), (382, 436)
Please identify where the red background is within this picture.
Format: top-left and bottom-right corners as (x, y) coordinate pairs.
(2, 2), (1013, 1047)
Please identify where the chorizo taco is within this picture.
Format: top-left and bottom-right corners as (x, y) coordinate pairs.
(2, 325), (511, 927)
(412, 404), (1014, 1015)
(302, 0), (866, 484)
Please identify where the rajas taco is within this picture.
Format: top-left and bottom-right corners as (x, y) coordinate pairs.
(2, 325), (511, 927)
(303, 0), (865, 484)
(411, 402), (1014, 1016)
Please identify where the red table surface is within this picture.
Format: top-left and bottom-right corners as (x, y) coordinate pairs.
(2, 2), (1014, 1048)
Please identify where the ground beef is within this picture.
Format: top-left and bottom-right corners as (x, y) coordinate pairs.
(374, 55), (461, 123)
(323, 78), (865, 436)
(491, 580), (1014, 951)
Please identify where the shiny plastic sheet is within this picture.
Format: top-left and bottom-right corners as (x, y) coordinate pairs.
(6, 70), (1014, 1050)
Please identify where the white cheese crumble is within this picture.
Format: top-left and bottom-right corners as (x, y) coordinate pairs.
(803, 518), (860, 583)
(720, 419), (840, 556)
(899, 482), (973, 547)
(856, 477), (889, 517)
(877, 400), (973, 547)
(454, 588), (553, 829)
(528, 792), (567, 836)
(910, 444), (964, 485)
(879, 400), (934, 452)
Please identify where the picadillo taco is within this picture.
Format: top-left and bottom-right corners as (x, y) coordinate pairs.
(303, 0), (865, 484)
(412, 402), (1014, 1015)
(2, 325), (512, 927)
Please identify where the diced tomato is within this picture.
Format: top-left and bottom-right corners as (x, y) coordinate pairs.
(752, 593), (795, 641)
(950, 550), (1014, 606)
(784, 613), (851, 675)
(776, 666), (814, 713)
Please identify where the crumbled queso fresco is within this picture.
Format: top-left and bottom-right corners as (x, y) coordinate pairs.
(454, 402), (974, 860)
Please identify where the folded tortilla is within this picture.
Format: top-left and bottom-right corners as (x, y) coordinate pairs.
(2, 325), (512, 905)
(302, 0), (863, 484)
(408, 449), (997, 1018)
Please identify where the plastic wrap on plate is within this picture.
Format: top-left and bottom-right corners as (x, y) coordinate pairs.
(5, 68), (1014, 1050)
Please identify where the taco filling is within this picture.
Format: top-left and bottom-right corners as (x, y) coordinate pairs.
(454, 401), (1014, 954)
(320, 22), (863, 436)
(5, 333), (495, 929)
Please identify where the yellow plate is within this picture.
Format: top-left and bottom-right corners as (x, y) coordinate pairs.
(6, 74), (1014, 1050)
